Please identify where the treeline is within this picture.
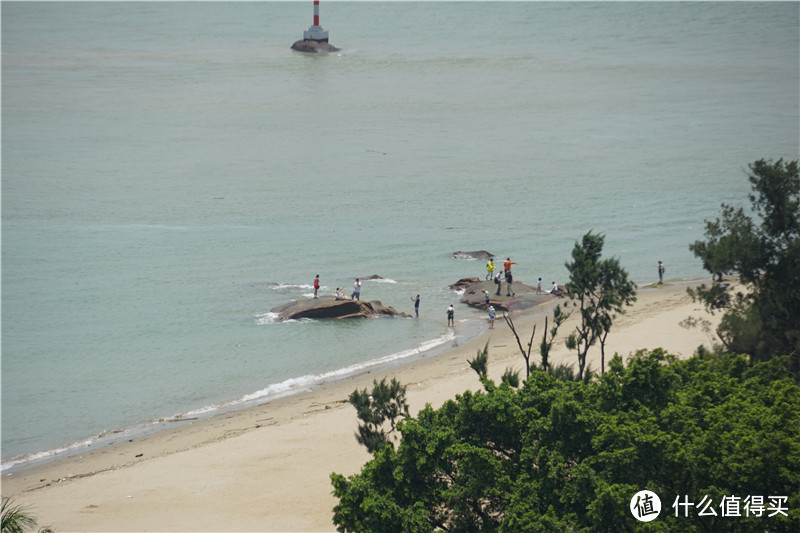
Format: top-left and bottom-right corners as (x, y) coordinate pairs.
(332, 350), (799, 531)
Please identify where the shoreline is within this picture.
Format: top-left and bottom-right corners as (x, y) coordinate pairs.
(1, 279), (720, 532)
(1, 308), (488, 475)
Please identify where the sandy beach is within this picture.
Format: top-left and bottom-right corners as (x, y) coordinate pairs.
(2, 280), (721, 532)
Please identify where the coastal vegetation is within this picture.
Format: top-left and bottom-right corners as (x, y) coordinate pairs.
(688, 158), (799, 373)
(332, 350), (799, 532)
(348, 378), (409, 454)
(564, 231), (637, 378)
(332, 159), (800, 531)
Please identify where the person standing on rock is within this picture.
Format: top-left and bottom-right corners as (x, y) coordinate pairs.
(505, 269), (515, 296)
(537, 277), (542, 294)
(484, 289), (491, 305)
(313, 274), (320, 299)
(503, 257), (516, 275)
(352, 278), (361, 300)
(486, 258), (495, 280)
(488, 306), (496, 329)
(494, 271), (502, 295)
(447, 304), (455, 327)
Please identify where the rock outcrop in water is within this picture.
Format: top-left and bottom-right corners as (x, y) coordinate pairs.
(453, 278), (558, 313)
(271, 297), (409, 322)
(452, 250), (495, 261)
(290, 40), (340, 53)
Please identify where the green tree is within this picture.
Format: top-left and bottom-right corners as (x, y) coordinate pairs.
(540, 303), (570, 374)
(565, 232), (637, 378)
(503, 305), (584, 381)
(594, 256), (637, 374)
(348, 378), (409, 454)
(332, 350), (800, 532)
(689, 158), (800, 371)
(467, 342), (489, 379)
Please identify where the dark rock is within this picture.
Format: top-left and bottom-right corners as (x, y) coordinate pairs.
(450, 277), (482, 290)
(360, 275), (384, 280)
(271, 297), (409, 322)
(290, 40), (340, 53)
(452, 250), (495, 261)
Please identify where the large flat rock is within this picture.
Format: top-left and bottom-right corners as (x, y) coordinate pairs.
(271, 297), (409, 321)
(453, 279), (558, 313)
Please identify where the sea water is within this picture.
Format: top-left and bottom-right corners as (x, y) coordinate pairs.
(2, 1), (798, 470)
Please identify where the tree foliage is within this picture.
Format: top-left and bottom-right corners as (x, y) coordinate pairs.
(348, 378), (409, 454)
(467, 342), (489, 379)
(1, 498), (52, 533)
(564, 232), (637, 378)
(540, 303), (571, 373)
(332, 350), (800, 532)
(688, 159), (800, 371)
(1, 499), (36, 533)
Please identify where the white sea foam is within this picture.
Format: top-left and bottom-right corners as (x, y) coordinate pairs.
(271, 283), (313, 291)
(253, 312), (280, 324)
(1, 330), (458, 473)
(230, 332), (456, 407)
(1, 429), (139, 474)
(230, 331), (456, 408)
(2, 440), (91, 473)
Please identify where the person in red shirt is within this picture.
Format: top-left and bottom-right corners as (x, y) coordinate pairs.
(314, 274), (320, 299)
(503, 258), (516, 274)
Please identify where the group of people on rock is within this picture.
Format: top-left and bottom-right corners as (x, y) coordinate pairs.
(310, 258), (668, 331)
(316, 275), (362, 302)
(310, 256), (571, 329)
(487, 257), (518, 297)
(486, 257), (561, 297)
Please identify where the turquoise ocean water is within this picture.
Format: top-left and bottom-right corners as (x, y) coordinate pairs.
(2, 1), (798, 470)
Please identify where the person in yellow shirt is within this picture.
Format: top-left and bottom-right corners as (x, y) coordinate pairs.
(486, 258), (495, 280)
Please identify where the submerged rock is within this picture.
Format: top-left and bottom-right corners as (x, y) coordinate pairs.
(452, 250), (495, 261)
(271, 297), (409, 322)
(290, 40), (340, 53)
